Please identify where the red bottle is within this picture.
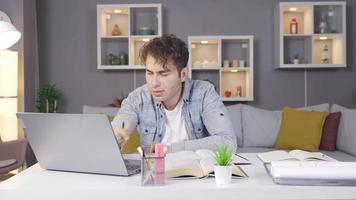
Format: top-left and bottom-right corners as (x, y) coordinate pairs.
(290, 18), (298, 34)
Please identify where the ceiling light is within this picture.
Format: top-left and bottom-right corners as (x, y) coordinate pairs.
(289, 7), (297, 12)
(201, 41), (208, 44)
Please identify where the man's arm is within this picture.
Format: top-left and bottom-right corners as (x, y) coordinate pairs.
(169, 83), (237, 153)
(111, 93), (139, 142)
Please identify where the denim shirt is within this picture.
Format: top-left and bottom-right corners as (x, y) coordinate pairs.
(111, 78), (237, 153)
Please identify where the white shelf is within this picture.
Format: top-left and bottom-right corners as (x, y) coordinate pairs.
(275, 1), (346, 68)
(98, 65), (146, 70)
(221, 67), (250, 72)
(279, 64), (346, 69)
(97, 4), (162, 70)
(192, 67), (220, 70)
(188, 35), (254, 102)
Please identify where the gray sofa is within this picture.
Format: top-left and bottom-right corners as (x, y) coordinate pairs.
(83, 103), (356, 161)
(227, 103), (356, 162)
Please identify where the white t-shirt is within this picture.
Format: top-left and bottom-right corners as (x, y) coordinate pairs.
(161, 99), (188, 145)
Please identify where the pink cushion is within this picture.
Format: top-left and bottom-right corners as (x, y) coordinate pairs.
(319, 112), (341, 151)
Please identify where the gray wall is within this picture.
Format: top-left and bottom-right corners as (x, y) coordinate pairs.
(36, 0), (356, 112)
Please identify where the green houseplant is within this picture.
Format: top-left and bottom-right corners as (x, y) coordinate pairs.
(36, 82), (62, 113)
(293, 54), (299, 64)
(213, 145), (233, 186)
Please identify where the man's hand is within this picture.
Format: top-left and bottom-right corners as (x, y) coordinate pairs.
(114, 122), (132, 145)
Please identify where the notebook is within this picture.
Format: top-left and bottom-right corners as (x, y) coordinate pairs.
(17, 112), (140, 176)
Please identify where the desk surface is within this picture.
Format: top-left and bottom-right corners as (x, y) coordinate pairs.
(1, 153), (356, 200)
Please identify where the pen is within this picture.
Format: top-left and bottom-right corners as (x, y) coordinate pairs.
(120, 121), (125, 151)
(236, 154), (249, 161)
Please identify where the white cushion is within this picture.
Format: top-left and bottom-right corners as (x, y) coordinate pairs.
(82, 105), (119, 116)
(226, 104), (243, 147)
(241, 103), (330, 148)
(331, 104), (356, 156)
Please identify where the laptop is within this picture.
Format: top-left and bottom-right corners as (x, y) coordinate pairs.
(17, 112), (141, 176)
(264, 161), (356, 186)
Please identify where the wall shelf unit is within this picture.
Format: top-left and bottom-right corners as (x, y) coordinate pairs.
(97, 4), (162, 70)
(275, 1), (346, 69)
(188, 36), (254, 101)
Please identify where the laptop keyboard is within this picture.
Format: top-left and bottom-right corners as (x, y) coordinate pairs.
(124, 159), (141, 170)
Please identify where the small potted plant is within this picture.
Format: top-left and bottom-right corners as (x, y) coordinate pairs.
(293, 54), (299, 64)
(213, 145), (233, 186)
(36, 82), (62, 113)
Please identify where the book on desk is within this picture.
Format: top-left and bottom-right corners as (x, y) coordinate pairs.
(257, 149), (337, 163)
(257, 150), (356, 186)
(165, 149), (249, 179)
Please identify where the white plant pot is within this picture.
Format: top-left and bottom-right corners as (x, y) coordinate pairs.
(293, 59), (299, 64)
(213, 165), (232, 187)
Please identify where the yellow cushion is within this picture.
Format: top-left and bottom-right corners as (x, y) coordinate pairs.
(108, 116), (140, 154)
(274, 107), (328, 152)
(121, 130), (140, 154)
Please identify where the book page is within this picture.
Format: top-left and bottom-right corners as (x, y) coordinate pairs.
(195, 149), (215, 159)
(165, 151), (205, 178)
(289, 150), (337, 161)
(257, 150), (297, 163)
(166, 151), (201, 161)
(165, 159), (205, 178)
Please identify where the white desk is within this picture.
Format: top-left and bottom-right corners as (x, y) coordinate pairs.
(1, 153), (356, 200)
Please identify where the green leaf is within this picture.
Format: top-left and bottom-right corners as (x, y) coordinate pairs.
(214, 145), (232, 166)
(36, 82), (62, 113)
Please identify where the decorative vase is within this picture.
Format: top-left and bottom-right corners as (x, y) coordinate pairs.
(225, 90), (232, 97)
(118, 51), (128, 65)
(213, 165), (232, 187)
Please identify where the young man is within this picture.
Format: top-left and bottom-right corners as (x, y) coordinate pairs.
(112, 34), (236, 153)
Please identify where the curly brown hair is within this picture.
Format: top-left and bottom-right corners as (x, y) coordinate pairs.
(139, 34), (189, 74)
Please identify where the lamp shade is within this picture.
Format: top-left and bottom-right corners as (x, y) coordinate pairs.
(0, 50), (18, 97)
(0, 21), (21, 50)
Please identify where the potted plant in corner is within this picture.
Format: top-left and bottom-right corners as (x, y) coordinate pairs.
(293, 54), (299, 64)
(213, 145), (233, 187)
(36, 82), (62, 113)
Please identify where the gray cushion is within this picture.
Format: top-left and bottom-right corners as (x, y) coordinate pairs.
(0, 159), (17, 168)
(331, 104), (356, 157)
(226, 104), (243, 147)
(82, 105), (119, 116)
(241, 103), (330, 148)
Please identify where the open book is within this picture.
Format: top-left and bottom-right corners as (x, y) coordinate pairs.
(165, 149), (248, 179)
(257, 149), (337, 163)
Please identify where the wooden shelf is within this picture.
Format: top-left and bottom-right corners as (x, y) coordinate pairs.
(275, 1), (346, 68)
(188, 35), (254, 102)
(97, 4), (162, 70)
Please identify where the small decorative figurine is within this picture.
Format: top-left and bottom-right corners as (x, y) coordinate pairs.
(236, 86), (242, 97)
(290, 18), (298, 34)
(112, 24), (121, 36)
(321, 44), (330, 64)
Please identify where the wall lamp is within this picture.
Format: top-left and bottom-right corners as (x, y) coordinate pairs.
(0, 10), (21, 141)
(0, 10), (21, 50)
